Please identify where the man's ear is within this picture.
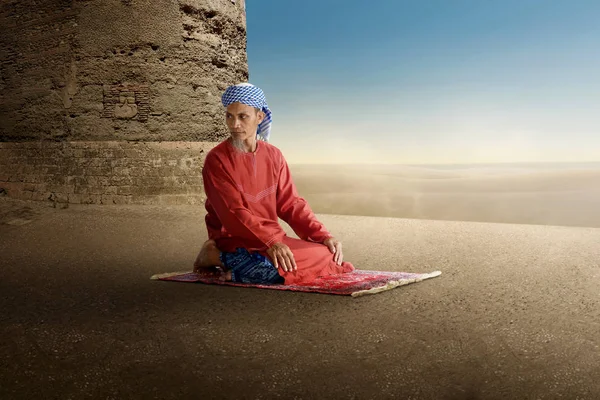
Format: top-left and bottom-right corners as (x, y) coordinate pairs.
(257, 109), (265, 123)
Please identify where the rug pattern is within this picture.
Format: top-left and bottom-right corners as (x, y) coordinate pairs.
(151, 269), (441, 297)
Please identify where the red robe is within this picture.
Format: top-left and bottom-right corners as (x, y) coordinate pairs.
(202, 139), (354, 284)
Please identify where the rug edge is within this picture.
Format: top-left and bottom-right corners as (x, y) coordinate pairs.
(350, 270), (442, 298)
(150, 271), (191, 280)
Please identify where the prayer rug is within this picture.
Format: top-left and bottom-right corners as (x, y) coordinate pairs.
(150, 268), (441, 297)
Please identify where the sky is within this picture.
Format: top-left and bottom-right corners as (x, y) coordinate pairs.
(245, 0), (600, 165)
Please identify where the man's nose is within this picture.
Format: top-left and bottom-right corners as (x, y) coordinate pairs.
(233, 118), (241, 128)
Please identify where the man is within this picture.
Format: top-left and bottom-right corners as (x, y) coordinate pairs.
(193, 83), (354, 285)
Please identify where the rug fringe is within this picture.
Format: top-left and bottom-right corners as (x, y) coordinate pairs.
(350, 270), (442, 297)
(150, 271), (191, 280)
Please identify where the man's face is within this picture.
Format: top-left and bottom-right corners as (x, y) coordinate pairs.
(225, 102), (264, 143)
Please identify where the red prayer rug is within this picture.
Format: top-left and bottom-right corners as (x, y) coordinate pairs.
(151, 268), (441, 297)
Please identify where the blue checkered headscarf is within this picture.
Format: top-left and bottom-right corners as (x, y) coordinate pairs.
(221, 83), (272, 142)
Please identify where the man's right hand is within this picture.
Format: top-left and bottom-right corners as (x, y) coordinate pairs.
(267, 242), (297, 272)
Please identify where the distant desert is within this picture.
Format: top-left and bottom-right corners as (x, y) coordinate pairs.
(290, 163), (600, 228)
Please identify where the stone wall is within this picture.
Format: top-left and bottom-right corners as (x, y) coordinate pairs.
(0, 0), (247, 204)
(1, 0), (247, 141)
(0, 141), (215, 205)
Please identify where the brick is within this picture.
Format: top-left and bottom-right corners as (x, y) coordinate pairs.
(135, 195), (160, 205)
(5, 181), (24, 191)
(31, 191), (53, 202)
(150, 159), (164, 168)
(110, 176), (133, 185)
(117, 186), (133, 196)
(69, 176), (87, 186)
(109, 158), (129, 168)
(33, 183), (48, 192)
(42, 165), (60, 175)
(73, 185), (87, 195)
(100, 195), (117, 204)
(83, 158), (106, 168)
(111, 195), (133, 205)
(87, 186), (105, 195)
(82, 149), (102, 159)
(91, 195), (103, 204)
(131, 195), (154, 205)
(124, 149), (142, 159)
(104, 186), (118, 195)
(159, 166), (177, 176)
(174, 176), (201, 186)
(47, 184), (68, 193)
(44, 175), (65, 184)
(133, 176), (159, 186)
(173, 168), (200, 177)
(68, 193), (82, 203)
(8, 175), (25, 182)
(132, 166), (159, 177)
(157, 194), (188, 205)
(51, 192), (69, 203)
(69, 193), (98, 204)
(101, 142), (121, 149)
(20, 165), (36, 175)
(129, 186), (154, 196)
(40, 141), (61, 149)
(112, 166), (131, 175)
(86, 176), (111, 187)
(71, 149), (85, 158)
(69, 142), (89, 149)
(186, 185), (204, 194)
(86, 166), (112, 176)
(110, 149), (127, 159)
(159, 176), (178, 185)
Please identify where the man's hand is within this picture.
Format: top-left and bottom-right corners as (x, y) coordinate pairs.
(267, 242), (297, 272)
(323, 237), (343, 265)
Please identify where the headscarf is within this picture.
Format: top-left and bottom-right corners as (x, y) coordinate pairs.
(221, 82), (272, 142)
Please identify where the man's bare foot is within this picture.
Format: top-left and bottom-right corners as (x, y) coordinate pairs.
(193, 240), (232, 281)
(193, 240), (223, 270)
(198, 266), (232, 281)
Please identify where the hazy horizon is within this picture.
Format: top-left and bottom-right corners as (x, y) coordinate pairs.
(247, 1), (600, 165)
(287, 162), (600, 228)
(288, 161), (600, 167)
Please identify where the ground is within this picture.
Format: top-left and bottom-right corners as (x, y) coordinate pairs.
(1, 197), (599, 399)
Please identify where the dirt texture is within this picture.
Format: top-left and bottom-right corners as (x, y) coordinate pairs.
(1, 197), (599, 399)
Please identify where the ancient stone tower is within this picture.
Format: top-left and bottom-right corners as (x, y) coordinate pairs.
(0, 0), (248, 205)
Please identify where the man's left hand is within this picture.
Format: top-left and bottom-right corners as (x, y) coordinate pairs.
(323, 237), (343, 266)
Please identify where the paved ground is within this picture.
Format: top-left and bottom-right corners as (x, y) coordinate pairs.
(1, 197), (599, 399)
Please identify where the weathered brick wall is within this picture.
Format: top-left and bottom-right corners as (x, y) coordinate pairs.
(0, 141), (216, 205)
(0, 0), (247, 142)
(0, 0), (247, 204)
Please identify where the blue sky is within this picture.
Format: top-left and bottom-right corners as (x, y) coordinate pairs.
(245, 0), (600, 164)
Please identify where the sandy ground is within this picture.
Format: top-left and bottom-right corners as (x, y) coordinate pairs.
(291, 164), (600, 228)
(1, 196), (599, 399)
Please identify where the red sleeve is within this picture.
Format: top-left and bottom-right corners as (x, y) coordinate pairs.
(275, 151), (332, 243)
(204, 198), (223, 240)
(202, 153), (286, 249)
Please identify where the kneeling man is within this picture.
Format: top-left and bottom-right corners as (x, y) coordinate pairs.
(193, 83), (354, 285)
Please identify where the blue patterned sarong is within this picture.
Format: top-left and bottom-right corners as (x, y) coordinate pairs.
(220, 248), (284, 284)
